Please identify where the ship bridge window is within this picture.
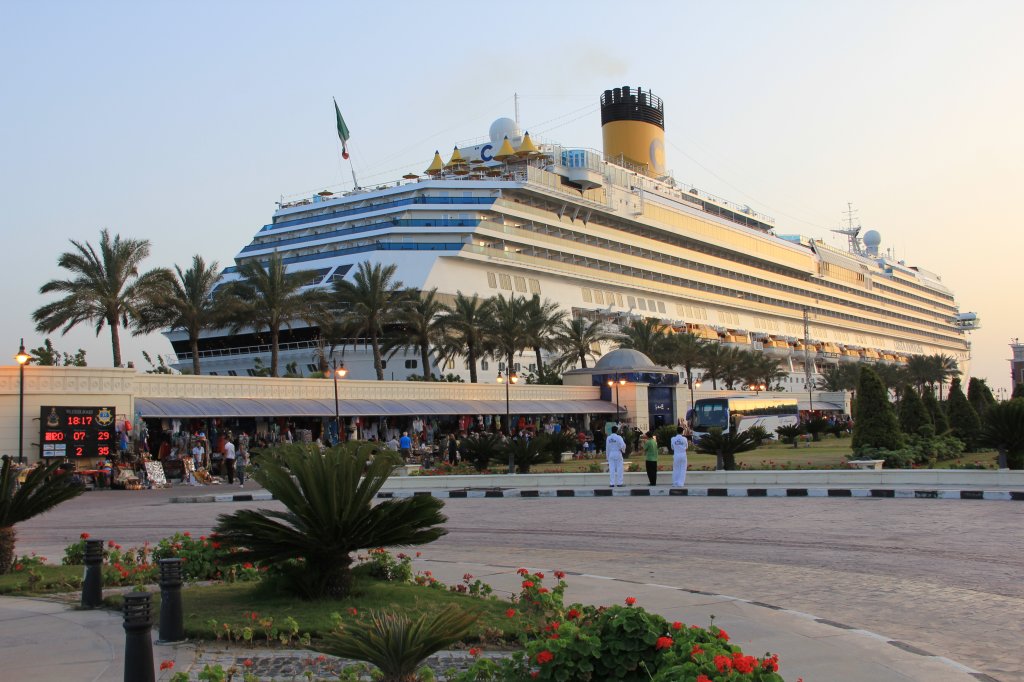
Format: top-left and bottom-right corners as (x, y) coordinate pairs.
(638, 298), (647, 311)
(656, 301), (667, 313)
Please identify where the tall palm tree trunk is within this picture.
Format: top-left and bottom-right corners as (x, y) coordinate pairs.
(421, 346), (431, 381)
(578, 352), (588, 369)
(534, 346), (544, 375)
(371, 331), (384, 380)
(467, 345), (478, 383)
(190, 336), (201, 376)
(109, 317), (123, 367)
(270, 326), (280, 377)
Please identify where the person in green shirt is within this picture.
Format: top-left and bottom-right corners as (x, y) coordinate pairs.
(642, 431), (659, 486)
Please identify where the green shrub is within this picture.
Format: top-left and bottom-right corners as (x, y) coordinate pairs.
(947, 378), (982, 451)
(852, 367), (902, 451)
(775, 424), (804, 447)
(654, 425), (678, 449)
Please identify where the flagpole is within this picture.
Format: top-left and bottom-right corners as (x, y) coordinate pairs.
(348, 158), (360, 190)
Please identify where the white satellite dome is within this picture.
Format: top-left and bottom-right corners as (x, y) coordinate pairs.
(863, 230), (881, 247)
(489, 117), (523, 147)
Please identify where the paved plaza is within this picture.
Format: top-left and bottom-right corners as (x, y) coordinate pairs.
(10, 486), (1024, 681)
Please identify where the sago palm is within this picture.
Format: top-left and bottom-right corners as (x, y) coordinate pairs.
(214, 443), (446, 598)
(322, 606), (476, 682)
(1, 458), (84, 573)
(693, 428), (759, 470)
(33, 229), (169, 367)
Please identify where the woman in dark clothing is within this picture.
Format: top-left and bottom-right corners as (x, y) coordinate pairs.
(447, 433), (459, 465)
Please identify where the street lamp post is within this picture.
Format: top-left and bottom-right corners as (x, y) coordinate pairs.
(497, 370), (518, 474)
(15, 339), (31, 464)
(332, 359), (347, 445)
(607, 373), (626, 424)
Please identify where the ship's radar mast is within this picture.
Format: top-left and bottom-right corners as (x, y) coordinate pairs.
(831, 202), (863, 254)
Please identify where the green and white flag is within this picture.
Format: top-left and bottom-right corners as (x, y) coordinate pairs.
(334, 98), (350, 159)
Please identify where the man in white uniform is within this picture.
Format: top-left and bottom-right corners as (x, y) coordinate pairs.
(670, 427), (689, 487)
(605, 425), (627, 487)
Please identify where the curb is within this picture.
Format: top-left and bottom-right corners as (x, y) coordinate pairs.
(170, 488), (1024, 503)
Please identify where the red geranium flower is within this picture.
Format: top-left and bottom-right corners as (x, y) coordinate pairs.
(733, 653), (756, 674)
(159, 660), (174, 670)
(672, 621), (682, 630)
(349, 607), (358, 616)
(655, 636), (673, 650)
(554, 570), (566, 579)
(567, 609), (581, 619)
(522, 580), (535, 588)
(625, 596), (637, 606)
(716, 627), (729, 641)
(697, 675), (711, 682)
(505, 608), (516, 618)
(691, 644), (704, 656)
(80, 532), (90, 540)
(469, 647), (480, 656)
(243, 659), (253, 667)
(714, 655), (733, 672)
(517, 568), (529, 576)
(535, 650), (554, 665)
(243, 562), (253, 570)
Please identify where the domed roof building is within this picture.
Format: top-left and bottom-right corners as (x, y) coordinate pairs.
(564, 348), (680, 429)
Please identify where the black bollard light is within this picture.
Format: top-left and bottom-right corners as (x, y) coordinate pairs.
(81, 538), (104, 608)
(122, 592), (155, 682)
(157, 558), (185, 643)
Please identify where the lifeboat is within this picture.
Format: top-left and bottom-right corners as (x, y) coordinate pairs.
(762, 337), (792, 357)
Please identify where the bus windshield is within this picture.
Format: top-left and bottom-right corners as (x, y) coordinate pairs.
(691, 399), (729, 430)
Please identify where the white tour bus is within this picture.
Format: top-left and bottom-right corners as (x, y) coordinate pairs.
(690, 397), (799, 441)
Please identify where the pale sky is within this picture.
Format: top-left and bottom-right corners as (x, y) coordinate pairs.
(2, 1), (1021, 392)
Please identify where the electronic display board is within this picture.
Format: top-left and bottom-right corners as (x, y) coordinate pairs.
(39, 406), (117, 459)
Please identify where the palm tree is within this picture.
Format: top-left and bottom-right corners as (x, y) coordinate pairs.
(436, 292), (489, 383)
(384, 288), (445, 381)
(617, 318), (672, 364)
(33, 229), (169, 367)
(214, 443), (447, 598)
(719, 347), (749, 390)
(816, 364), (859, 392)
(305, 298), (356, 375)
(905, 355), (933, 395)
(930, 353), (961, 401)
(664, 332), (706, 394)
(482, 293), (530, 374)
(698, 342), (729, 390)
(333, 261), (407, 381)
(219, 252), (315, 377)
(979, 399), (1024, 469)
(551, 316), (610, 369)
(135, 255), (222, 376)
(742, 352), (786, 390)
(522, 295), (566, 376)
(1, 458), (84, 573)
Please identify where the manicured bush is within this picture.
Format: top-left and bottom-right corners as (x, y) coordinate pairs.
(654, 425), (678, 449)
(967, 377), (996, 418)
(947, 378), (982, 451)
(852, 367), (902, 452)
(775, 424), (804, 447)
(898, 385), (931, 436)
(922, 389), (950, 434)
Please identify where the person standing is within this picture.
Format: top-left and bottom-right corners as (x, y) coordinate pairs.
(236, 432), (249, 487)
(399, 431), (412, 460)
(642, 431), (659, 486)
(605, 425), (627, 487)
(447, 433), (459, 466)
(670, 426), (689, 487)
(223, 436), (236, 485)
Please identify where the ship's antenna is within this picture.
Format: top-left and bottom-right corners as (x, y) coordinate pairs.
(514, 92), (520, 126)
(831, 201), (862, 254)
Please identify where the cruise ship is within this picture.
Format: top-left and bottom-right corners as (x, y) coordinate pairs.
(167, 86), (979, 386)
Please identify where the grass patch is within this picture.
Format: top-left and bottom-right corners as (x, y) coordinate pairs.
(105, 569), (515, 645)
(0, 565), (83, 595)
